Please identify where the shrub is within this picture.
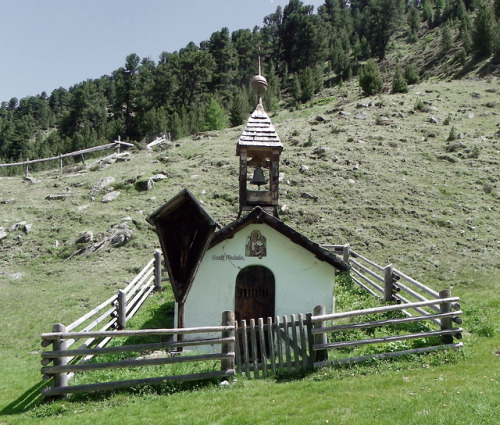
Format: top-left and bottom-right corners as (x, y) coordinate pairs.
(359, 60), (383, 96)
(392, 67), (408, 93)
(404, 64), (420, 85)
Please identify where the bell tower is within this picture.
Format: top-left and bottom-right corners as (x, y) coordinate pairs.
(236, 62), (283, 217)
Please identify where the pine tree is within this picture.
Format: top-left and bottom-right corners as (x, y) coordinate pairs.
(359, 59), (383, 96)
(441, 23), (453, 53)
(392, 67), (408, 93)
(407, 6), (420, 42)
(495, 0), (500, 18)
(299, 67), (315, 103)
(404, 64), (420, 85)
(472, 2), (495, 56)
(204, 98), (227, 131)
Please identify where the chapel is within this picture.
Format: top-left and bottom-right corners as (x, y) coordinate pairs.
(146, 67), (349, 335)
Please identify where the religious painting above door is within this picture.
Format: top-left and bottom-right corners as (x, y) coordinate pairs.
(245, 230), (267, 259)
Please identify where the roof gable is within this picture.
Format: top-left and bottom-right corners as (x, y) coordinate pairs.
(146, 189), (218, 303)
(209, 207), (349, 272)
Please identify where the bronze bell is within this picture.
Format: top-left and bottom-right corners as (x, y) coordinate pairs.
(250, 166), (267, 189)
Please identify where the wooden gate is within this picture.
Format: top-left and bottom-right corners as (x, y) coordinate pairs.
(234, 314), (311, 378)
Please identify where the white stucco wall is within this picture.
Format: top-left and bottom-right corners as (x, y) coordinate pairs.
(180, 223), (337, 330)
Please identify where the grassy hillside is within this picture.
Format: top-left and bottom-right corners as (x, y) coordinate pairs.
(1, 77), (499, 424)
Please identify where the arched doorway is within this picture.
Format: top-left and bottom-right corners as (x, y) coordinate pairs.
(235, 265), (275, 325)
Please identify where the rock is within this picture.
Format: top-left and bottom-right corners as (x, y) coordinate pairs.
(348, 178), (356, 184)
(23, 176), (40, 184)
(91, 177), (116, 195)
(74, 231), (93, 244)
(299, 165), (309, 173)
(46, 194), (70, 201)
(356, 103), (369, 108)
(102, 191), (121, 203)
(24, 223), (32, 233)
(1, 198), (15, 204)
(354, 111), (367, 120)
(301, 192), (318, 200)
(9, 221), (26, 232)
(339, 110), (351, 116)
(0, 228), (7, 240)
(468, 112), (474, 119)
(151, 174), (168, 182)
(10, 272), (23, 280)
(377, 116), (392, 125)
(429, 116), (439, 124)
(314, 115), (327, 122)
(313, 146), (327, 155)
(485, 102), (496, 108)
(135, 179), (155, 191)
(109, 223), (132, 247)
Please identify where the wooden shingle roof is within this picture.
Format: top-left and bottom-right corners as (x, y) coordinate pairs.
(237, 104), (283, 151)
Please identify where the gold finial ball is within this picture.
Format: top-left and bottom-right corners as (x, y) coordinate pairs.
(251, 74), (268, 96)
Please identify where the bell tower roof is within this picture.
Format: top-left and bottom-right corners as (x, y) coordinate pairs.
(237, 103), (282, 152)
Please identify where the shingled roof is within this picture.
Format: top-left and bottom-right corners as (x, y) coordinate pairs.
(237, 103), (283, 151)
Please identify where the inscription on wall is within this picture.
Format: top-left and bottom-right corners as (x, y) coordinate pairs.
(212, 254), (245, 261)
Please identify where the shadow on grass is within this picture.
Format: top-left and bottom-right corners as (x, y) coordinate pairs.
(0, 379), (50, 415)
(0, 300), (176, 414)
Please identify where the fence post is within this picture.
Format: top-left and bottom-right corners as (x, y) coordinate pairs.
(52, 323), (68, 398)
(154, 249), (162, 290)
(439, 289), (453, 344)
(117, 289), (127, 330)
(384, 264), (394, 302)
(342, 244), (350, 264)
(59, 154), (63, 172)
(221, 310), (235, 373)
(313, 305), (328, 362)
(25, 158), (29, 178)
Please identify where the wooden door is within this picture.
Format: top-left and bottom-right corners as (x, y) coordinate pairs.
(235, 265), (275, 325)
(235, 266), (275, 361)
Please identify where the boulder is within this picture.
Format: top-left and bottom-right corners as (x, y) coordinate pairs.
(151, 173), (168, 182)
(46, 194), (70, 201)
(102, 191), (121, 203)
(135, 178), (155, 191)
(90, 176), (116, 195)
(301, 192), (318, 200)
(74, 231), (93, 245)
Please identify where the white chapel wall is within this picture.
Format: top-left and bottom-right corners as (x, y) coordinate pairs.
(181, 223), (336, 329)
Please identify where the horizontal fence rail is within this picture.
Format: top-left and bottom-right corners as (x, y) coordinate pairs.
(40, 250), (164, 397)
(321, 244), (454, 324)
(41, 319), (235, 397)
(0, 140), (134, 168)
(309, 297), (463, 368)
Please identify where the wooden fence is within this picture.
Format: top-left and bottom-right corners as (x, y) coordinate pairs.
(321, 244), (462, 326)
(40, 247), (463, 396)
(0, 138), (134, 176)
(40, 250), (163, 397)
(309, 299), (463, 368)
(41, 316), (235, 398)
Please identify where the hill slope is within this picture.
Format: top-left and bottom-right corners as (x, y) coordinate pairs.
(0, 77), (499, 423)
